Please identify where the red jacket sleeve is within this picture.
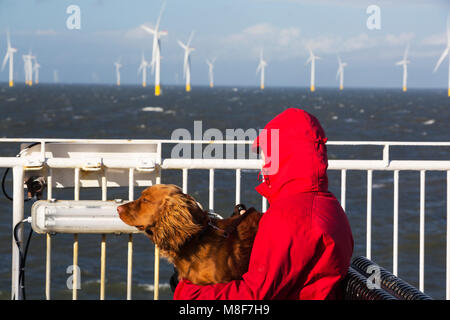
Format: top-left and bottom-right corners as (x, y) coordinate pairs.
(173, 205), (333, 300)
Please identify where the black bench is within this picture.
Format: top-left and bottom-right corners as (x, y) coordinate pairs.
(343, 256), (432, 300)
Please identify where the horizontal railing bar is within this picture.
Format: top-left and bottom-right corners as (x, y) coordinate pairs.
(161, 159), (262, 170)
(1, 158), (450, 171)
(0, 138), (449, 147)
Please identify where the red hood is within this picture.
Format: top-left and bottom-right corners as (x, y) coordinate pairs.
(253, 108), (329, 204)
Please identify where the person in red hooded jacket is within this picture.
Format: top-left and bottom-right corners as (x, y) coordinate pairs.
(173, 108), (354, 300)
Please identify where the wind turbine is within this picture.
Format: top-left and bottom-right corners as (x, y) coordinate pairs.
(141, 1), (168, 96)
(178, 31), (195, 92)
(1, 31), (17, 87)
(396, 45), (410, 92)
(33, 57), (40, 85)
(114, 59), (122, 86)
(336, 56), (347, 91)
(138, 53), (149, 87)
(206, 58), (216, 88)
(433, 15), (450, 97)
(306, 47), (320, 92)
(22, 52), (34, 86)
(53, 70), (59, 83)
(256, 49), (267, 90)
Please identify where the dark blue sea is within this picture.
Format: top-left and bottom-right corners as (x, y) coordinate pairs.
(0, 84), (448, 299)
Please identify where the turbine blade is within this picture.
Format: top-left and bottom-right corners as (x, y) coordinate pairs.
(6, 30), (11, 49)
(155, 0), (166, 31)
(433, 48), (449, 72)
(141, 25), (155, 34)
(187, 30), (195, 47)
(403, 44), (410, 60)
(447, 14), (450, 46)
(1, 52), (10, 71)
(177, 40), (187, 50)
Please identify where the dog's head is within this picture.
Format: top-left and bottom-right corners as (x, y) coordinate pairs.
(117, 184), (207, 253)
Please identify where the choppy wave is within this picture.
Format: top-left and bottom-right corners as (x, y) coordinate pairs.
(142, 106), (164, 112)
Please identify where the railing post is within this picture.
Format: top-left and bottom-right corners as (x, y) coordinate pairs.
(182, 168), (188, 194)
(11, 165), (24, 300)
(393, 170), (399, 276)
(45, 168), (53, 300)
(420, 170), (426, 292)
(154, 174), (161, 300)
(209, 169), (214, 211)
(366, 170), (373, 260)
(341, 169), (347, 211)
(235, 169), (241, 205)
(127, 168), (134, 300)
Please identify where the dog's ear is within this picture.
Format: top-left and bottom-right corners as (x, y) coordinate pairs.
(151, 191), (206, 252)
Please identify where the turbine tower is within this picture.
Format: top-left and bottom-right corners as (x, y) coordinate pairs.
(114, 59), (122, 86)
(138, 53), (149, 87)
(256, 49), (267, 90)
(33, 57), (40, 85)
(206, 58), (216, 88)
(433, 15), (450, 97)
(22, 52), (34, 86)
(1, 31), (17, 87)
(306, 47), (320, 92)
(178, 31), (195, 92)
(336, 56), (347, 91)
(141, 2), (168, 96)
(396, 45), (410, 92)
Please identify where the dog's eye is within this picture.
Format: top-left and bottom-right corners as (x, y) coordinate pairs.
(142, 198), (150, 203)
(144, 227), (153, 236)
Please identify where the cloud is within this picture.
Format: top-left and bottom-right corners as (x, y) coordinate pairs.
(124, 22), (155, 40)
(421, 33), (447, 46)
(217, 23), (422, 62)
(221, 23), (303, 60)
(385, 32), (416, 46)
(35, 29), (58, 36)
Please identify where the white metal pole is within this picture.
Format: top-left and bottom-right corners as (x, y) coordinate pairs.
(393, 170), (399, 276)
(73, 168), (80, 300)
(182, 168), (188, 194)
(341, 169), (347, 211)
(209, 169), (214, 211)
(366, 170), (373, 260)
(127, 168), (134, 300)
(235, 169), (241, 205)
(419, 170), (426, 292)
(100, 172), (107, 300)
(154, 174), (161, 300)
(11, 166), (24, 300)
(262, 197), (267, 212)
(45, 168), (52, 300)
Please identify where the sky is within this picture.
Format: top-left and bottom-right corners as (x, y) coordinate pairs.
(0, 0), (449, 88)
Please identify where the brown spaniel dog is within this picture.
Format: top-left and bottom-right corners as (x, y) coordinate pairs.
(117, 184), (262, 285)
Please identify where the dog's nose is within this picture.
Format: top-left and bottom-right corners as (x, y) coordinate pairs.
(117, 205), (124, 215)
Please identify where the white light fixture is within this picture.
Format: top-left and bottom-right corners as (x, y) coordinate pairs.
(31, 200), (139, 234)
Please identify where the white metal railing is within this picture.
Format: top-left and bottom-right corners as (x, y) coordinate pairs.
(0, 138), (449, 300)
